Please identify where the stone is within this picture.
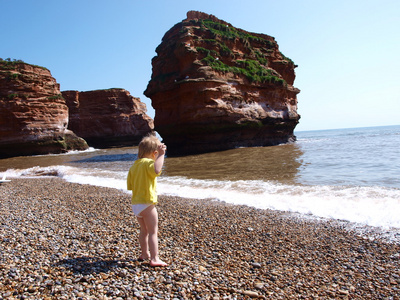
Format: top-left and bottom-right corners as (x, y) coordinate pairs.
(243, 290), (259, 297)
(254, 282), (264, 289)
(198, 265), (207, 272)
(0, 59), (88, 158)
(144, 11), (300, 156)
(62, 89), (154, 148)
(1, 177), (399, 299)
(338, 289), (350, 295)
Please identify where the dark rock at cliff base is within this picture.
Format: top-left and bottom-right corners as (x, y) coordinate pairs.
(0, 59), (88, 158)
(62, 89), (154, 148)
(144, 11), (300, 156)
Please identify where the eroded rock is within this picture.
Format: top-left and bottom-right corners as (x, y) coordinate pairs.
(145, 11), (300, 156)
(0, 59), (88, 158)
(62, 89), (154, 148)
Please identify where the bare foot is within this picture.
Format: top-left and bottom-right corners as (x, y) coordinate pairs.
(150, 259), (168, 267)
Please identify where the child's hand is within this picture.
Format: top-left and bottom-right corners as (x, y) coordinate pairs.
(154, 143), (166, 174)
(157, 143), (167, 156)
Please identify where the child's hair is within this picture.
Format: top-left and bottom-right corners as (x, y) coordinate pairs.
(138, 134), (161, 159)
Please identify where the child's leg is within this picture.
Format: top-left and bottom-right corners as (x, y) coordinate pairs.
(140, 205), (167, 266)
(136, 216), (150, 260)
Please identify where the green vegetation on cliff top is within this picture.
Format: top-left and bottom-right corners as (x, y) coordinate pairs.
(200, 19), (273, 46)
(192, 19), (291, 84)
(0, 58), (48, 70)
(201, 52), (285, 85)
(200, 19), (294, 64)
(196, 46), (285, 85)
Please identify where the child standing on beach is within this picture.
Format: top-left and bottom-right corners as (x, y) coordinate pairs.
(127, 134), (167, 267)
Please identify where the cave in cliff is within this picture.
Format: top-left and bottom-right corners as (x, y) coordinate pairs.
(145, 11), (300, 156)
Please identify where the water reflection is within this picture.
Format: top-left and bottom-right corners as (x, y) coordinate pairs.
(163, 144), (304, 184)
(0, 144), (305, 185)
(0, 147), (138, 172)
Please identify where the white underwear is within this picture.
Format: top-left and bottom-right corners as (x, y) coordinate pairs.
(131, 204), (152, 218)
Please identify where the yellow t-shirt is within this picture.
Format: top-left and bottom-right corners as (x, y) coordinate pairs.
(127, 158), (161, 204)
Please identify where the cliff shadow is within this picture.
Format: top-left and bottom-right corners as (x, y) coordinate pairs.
(71, 153), (138, 164)
(163, 143), (304, 183)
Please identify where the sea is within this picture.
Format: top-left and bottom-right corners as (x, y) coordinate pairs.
(1, 125), (399, 242)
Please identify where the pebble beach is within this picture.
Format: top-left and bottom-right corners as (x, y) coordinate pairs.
(0, 178), (399, 299)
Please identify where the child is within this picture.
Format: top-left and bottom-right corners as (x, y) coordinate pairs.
(127, 134), (167, 267)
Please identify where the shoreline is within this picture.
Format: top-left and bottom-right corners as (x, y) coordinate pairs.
(1, 178), (399, 299)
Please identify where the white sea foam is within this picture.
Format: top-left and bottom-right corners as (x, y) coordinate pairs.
(32, 147), (98, 157)
(3, 165), (400, 230)
(3, 166), (127, 190)
(157, 176), (400, 229)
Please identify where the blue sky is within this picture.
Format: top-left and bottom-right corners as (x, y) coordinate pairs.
(1, 0), (399, 131)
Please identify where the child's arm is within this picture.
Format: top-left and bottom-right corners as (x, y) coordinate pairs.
(154, 143), (166, 174)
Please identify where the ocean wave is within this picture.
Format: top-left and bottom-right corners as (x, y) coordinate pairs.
(3, 166), (400, 230)
(32, 147), (99, 157)
(158, 176), (400, 229)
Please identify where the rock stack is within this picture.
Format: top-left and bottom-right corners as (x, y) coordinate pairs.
(62, 89), (154, 148)
(0, 59), (88, 158)
(0, 59), (154, 157)
(145, 11), (301, 156)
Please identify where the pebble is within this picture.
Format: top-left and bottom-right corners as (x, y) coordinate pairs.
(0, 178), (399, 299)
(251, 262), (262, 268)
(243, 290), (259, 297)
(254, 282), (264, 289)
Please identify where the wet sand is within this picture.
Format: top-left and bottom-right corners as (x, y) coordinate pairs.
(0, 178), (399, 299)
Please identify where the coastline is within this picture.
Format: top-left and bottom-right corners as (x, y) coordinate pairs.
(0, 178), (399, 299)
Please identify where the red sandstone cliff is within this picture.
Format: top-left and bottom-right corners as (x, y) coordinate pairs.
(62, 89), (154, 148)
(0, 59), (88, 158)
(145, 11), (300, 156)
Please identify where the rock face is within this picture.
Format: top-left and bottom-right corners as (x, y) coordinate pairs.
(145, 11), (300, 156)
(62, 89), (154, 148)
(0, 59), (88, 158)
